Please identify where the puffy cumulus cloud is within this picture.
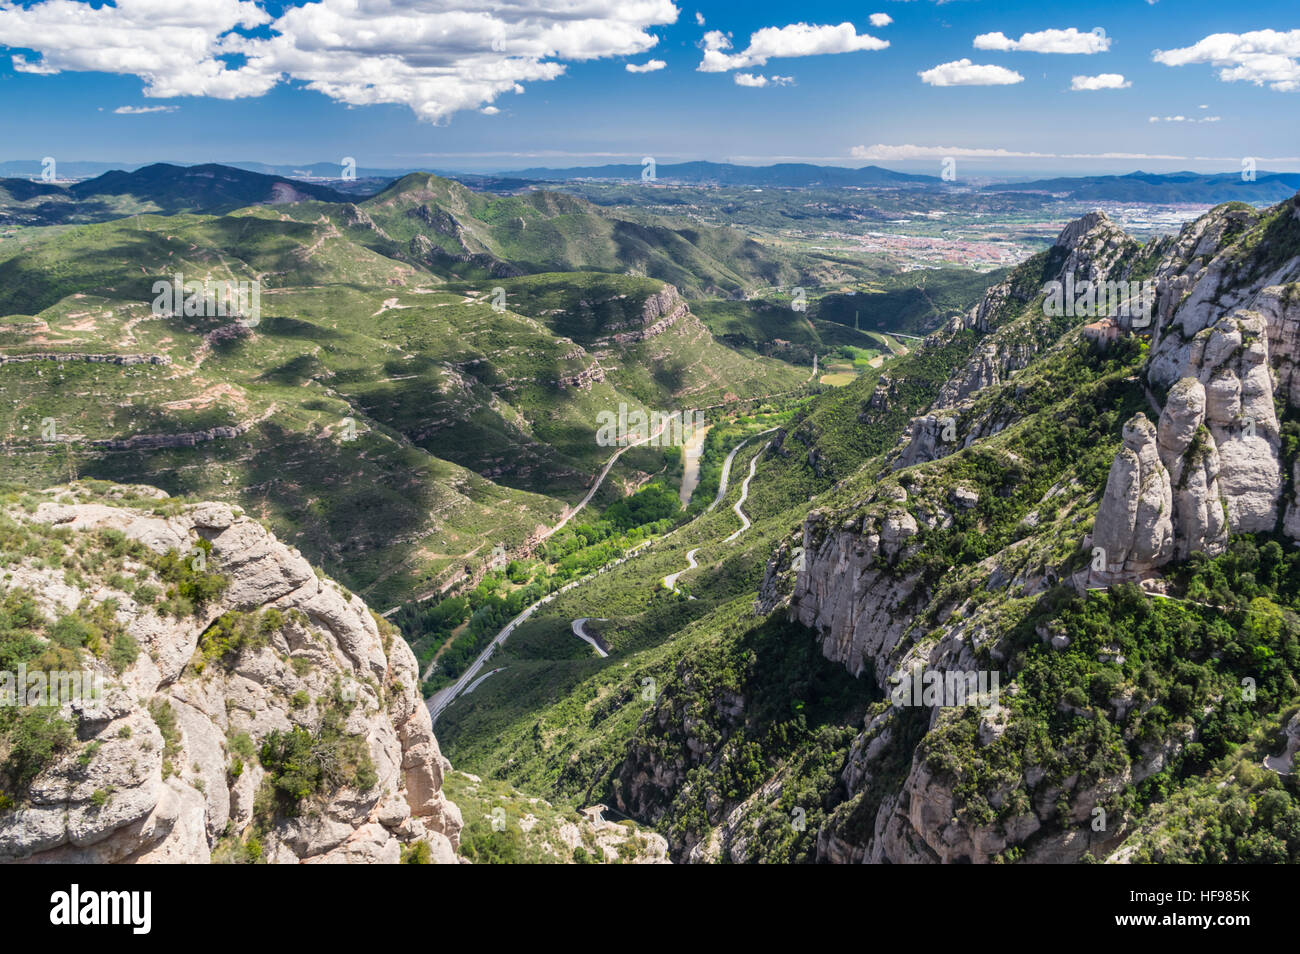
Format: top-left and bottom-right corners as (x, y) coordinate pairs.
(869, 13), (892, 28)
(1154, 29), (1300, 92)
(918, 59), (1024, 86)
(698, 21), (886, 72)
(695, 11), (704, 26)
(1070, 73), (1130, 90)
(0, 0), (681, 122)
(0, 0), (276, 97)
(974, 27), (1110, 54)
(701, 30), (732, 51)
(626, 58), (666, 72)
(733, 72), (793, 87)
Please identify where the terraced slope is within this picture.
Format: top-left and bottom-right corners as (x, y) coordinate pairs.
(0, 194), (804, 610)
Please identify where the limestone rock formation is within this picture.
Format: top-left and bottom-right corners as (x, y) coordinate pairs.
(0, 485), (461, 864)
(784, 506), (924, 678)
(1089, 414), (1174, 581)
(1156, 378), (1228, 559)
(1181, 312), (1282, 532)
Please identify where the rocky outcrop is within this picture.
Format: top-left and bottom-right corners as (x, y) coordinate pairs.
(555, 363), (606, 390)
(1089, 414), (1174, 582)
(0, 352), (170, 366)
(783, 506), (924, 678)
(90, 423), (249, 452)
(1184, 312), (1282, 531)
(1156, 378), (1228, 559)
(1259, 283), (1300, 406)
(608, 285), (690, 345)
(407, 233), (523, 279)
(894, 214), (1143, 470)
(0, 485), (461, 864)
(749, 202), (1300, 866)
(1147, 200), (1300, 392)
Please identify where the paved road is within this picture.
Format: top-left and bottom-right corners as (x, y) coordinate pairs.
(665, 428), (777, 591)
(662, 548), (700, 593)
(541, 420), (668, 541)
(463, 667), (506, 695)
(428, 544), (646, 723)
(722, 440), (770, 544)
(390, 421), (668, 619)
(430, 426), (778, 724)
(570, 618), (610, 658)
(707, 427), (777, 512)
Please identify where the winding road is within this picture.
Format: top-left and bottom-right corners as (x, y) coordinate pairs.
(664, 428), (777, 592)
(463, 667), (506, 695)
(541, 420), (668, 541)
(429, 426), (778, 724)
(662, 548), (700, 593)
(393, 420), (668, 620)
(722, 440), (770, 544)
(570, 617), (610, 658)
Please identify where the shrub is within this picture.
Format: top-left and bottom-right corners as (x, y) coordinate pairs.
(0, 707), (75, 791)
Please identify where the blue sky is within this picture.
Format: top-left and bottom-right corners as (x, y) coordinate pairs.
(0, 0), (1295, 176)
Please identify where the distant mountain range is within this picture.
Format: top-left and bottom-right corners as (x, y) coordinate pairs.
(0, 163), (354, 223)
(0, 162), (1297, 223)
(504, 161), (939, 187)
(986, 170), (1300, 204)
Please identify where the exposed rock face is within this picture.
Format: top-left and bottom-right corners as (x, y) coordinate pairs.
(1089, 414), (1174, 581)
(0, 488), (461, 864)
(0, 352), (170, 366)
(1259, 283), (1300, 406)
(894, 213), (1141, 470)
(742, 202), (1300, 866)
(895, 414), (954, 469)
(1090, 307), (1283, 575)
(1156, 378), (1228, 559)
(783, 507), (923, 678)
(1147, 201), (1300, 393)
(1184, 312), (1282, 531)
(1054, 210), (1134, 282)
(607, 285), (690, 345)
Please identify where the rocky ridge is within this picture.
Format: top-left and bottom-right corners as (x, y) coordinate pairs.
(0, 483), (462, 864)
(751, 196), (1300, 863)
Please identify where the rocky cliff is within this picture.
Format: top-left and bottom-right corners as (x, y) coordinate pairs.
(748, 195), (1300, 864)
(0, 482), (461, 864)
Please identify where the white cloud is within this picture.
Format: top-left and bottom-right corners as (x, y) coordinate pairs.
(0, 0), (681, 123)
(918, 59), (1024, 87)
(626, 59), (666, 72)
(11, 53), (57, 74)
(1070, 73), (1130, 90)
(869, 13), (893, 28)
(481, 105), (500, 115)
(1154, 29), (1300, 92)
(974, 28), (1110, 55)
(733, 72), (793, 87)
(114, 105), (179, 114)
(698, 21), (887, 72)
(696, 12), (705, 26)
(1148, 114), (1221, 123)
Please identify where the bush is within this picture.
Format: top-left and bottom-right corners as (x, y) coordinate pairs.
(257, 706), (378, 815)
(108, 632), (139, 674)
(401, 840), (432, 864)
(0, 707), (75, 791)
